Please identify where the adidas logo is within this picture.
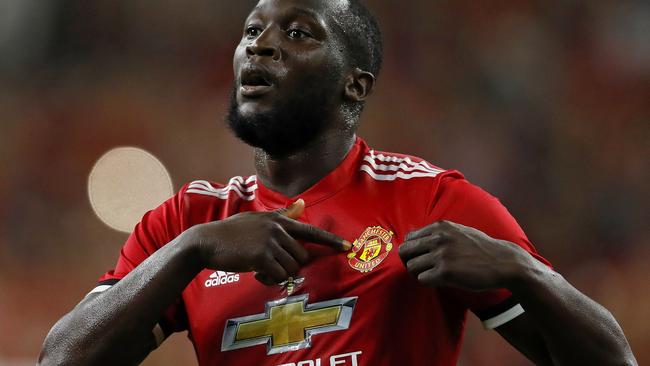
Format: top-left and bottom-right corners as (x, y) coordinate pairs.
(204, 271), (240, 288)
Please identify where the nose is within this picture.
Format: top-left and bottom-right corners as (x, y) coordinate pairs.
(246, 29), (281, 60)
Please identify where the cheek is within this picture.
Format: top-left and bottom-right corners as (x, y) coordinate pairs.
(233, 45), (247, 78)
(292, 50), (343, 83)
(293, 47), (333, 67)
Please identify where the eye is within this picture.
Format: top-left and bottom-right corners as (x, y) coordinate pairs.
(245, 26), (262, 38)
(287, 28), (311, 39)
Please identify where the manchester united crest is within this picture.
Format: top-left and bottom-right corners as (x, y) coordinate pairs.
(347, 226), (394, 273)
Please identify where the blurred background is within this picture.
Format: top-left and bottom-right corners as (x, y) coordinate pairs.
(1, 0), (648, 365)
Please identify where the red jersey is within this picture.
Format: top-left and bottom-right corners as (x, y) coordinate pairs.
(96, 137), (550, 366)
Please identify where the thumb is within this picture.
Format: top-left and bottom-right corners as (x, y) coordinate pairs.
(276, 198), (305, 219)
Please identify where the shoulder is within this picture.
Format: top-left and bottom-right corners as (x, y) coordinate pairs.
(358, 144), (514, 218)
(359, 146), (462, 185)
(183, 176), (258, 202)
(164, 176), (258, 228)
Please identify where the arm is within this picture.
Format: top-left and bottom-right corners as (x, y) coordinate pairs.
(399, 220), (637, 365)
(39, 200), (348, 366)
(38, 233), (203, 366)
(497, 254), (636, 365)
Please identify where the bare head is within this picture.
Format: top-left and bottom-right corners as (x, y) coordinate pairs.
(226, 0), (383, 157)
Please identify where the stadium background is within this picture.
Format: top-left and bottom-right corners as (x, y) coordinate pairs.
(0, 1), (648, 364)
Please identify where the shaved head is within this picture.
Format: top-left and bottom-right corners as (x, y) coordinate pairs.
(227, 0), (383, 157)
(328, 0), (383, 77)
(316, 0), (383, 120)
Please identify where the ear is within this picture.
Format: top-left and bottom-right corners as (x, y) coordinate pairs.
(344, 68), (376, 102)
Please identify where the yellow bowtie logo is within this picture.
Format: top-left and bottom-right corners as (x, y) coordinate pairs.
(222, 295), (357, 355)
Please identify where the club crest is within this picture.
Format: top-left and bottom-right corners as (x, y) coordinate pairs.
(347, 226), (394, 273)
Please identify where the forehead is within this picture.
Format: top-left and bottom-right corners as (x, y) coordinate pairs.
(250, 0), (350, 23)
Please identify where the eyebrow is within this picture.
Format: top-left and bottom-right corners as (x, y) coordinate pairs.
(249, 5), (322, 23)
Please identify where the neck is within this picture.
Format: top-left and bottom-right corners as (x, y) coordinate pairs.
(254, 131), (356, 198)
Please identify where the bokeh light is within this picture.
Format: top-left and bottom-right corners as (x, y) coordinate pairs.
(88, 147), (173, 233)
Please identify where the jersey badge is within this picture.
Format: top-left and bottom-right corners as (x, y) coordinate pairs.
(347, 226), (394, 273)
(221, 294), (357, 354)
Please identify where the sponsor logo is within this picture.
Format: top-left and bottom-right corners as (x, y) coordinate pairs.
(204, 271), (240, 288)
(277, 351), (362, 366)
(347, 226), (394, 273)
(221, 294), (357, 355)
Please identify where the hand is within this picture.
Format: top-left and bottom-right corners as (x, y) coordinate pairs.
(398, 220), (530, 291)
(187, 199), (350, 285)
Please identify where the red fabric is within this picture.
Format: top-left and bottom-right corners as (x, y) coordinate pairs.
(426, 176), (552, 314)
(99, 137), (550, 366)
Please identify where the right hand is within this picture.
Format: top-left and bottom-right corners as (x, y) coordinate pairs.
(186, 199), (350, 285)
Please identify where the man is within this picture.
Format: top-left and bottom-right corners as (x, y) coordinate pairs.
(39, 0), (636, 365)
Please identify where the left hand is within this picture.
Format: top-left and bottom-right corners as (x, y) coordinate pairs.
(398, 220), (530, 291)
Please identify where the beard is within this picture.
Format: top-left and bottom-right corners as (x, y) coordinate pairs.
(226, 83), (340, 158)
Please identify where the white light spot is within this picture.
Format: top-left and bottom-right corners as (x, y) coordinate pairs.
(88, 147), (173, 233)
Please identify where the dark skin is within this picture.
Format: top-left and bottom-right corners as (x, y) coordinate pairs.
(39, 0), (636, 365)
(399, 221), (636, 365)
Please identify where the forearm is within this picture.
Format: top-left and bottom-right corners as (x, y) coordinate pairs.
(39, 204), (344, 365)
(510, 256), (636, 365)
(39, 232), (203, 366)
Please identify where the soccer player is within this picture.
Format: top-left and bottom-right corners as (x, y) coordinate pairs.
(39, 0), (636, 365)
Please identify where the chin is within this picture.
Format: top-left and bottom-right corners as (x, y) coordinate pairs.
(237, 100), (275, 120)
(237, 106), (264, 119)
(226, 83), (333, 157)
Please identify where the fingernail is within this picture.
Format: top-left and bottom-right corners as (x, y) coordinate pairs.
(341, 240), (352, 251)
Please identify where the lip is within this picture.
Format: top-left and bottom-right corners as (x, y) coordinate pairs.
(239, 63), (277, 98)
(240, 84), (274, 97)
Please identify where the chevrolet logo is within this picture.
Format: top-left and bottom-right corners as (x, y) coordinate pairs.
(221, 294), (357, 355)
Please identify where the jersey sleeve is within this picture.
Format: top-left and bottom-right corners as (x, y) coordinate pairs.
(93, 184), (190, 336)
(426, 172), (552, 329)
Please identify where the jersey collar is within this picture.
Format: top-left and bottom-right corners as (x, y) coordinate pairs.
(255, 137), (368, 209)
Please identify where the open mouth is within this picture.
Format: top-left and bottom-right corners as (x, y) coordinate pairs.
(240, 66), (275, 97)
(242, 73), (271, 87)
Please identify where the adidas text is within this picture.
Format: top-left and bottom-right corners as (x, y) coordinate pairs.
(205, 271), (240, 287)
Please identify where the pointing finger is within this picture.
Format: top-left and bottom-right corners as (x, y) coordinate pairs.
(278, 216), (351, 251)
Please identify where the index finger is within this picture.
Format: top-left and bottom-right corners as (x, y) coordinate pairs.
(278, 216), (351, 251)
